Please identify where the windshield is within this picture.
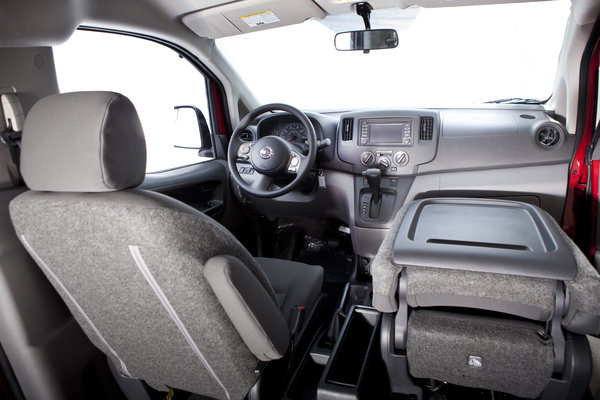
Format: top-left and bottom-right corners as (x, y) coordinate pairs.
(216, 1), (571, 110)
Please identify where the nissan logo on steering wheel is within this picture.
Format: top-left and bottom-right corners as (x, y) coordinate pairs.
(259, 146), (274, 159)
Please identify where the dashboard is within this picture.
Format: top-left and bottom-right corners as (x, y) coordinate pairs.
(237, 106), (574, 259)
(336, 110), (439, 176)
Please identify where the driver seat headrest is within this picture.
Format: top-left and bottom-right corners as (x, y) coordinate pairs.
(21, 91), (146, 192)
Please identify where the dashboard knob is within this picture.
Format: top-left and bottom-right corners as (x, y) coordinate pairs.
(360, 151), (375, 166)
(378, 157), (391, 170)
(394, 151), (409, 167)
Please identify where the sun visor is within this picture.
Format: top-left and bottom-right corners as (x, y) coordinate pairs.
(182, 0), (325, 39)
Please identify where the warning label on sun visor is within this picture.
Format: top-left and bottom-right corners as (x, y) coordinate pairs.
(240, 11), (280, 27)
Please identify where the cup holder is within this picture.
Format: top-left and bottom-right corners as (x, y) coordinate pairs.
(317, 306), (380, 400)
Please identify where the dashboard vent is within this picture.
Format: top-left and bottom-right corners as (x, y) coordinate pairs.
(419, 117), (434, 141)
(536, 123), (563, 149)
(342, 118), (353, 141)
(240, 130), (254, 142)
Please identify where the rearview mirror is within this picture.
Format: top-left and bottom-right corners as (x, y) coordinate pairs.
(335, 29), (398, 51)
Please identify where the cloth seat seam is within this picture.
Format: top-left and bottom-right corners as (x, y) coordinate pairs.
(129, 245), (230, 400)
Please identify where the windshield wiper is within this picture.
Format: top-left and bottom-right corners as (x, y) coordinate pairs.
(484, 97), (544, 104)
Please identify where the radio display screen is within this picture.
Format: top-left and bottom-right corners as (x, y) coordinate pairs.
(368, 120), (412, 145)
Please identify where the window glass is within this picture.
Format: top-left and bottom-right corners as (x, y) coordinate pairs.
(54, 30), (212, 172)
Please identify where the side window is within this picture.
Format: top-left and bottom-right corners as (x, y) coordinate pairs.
(53, 30), (213, 172)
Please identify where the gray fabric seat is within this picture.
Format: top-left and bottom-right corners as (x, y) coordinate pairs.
(372, 201), (600, 334)
(372, 199), (600, 399)
(9, 91), (323, 400)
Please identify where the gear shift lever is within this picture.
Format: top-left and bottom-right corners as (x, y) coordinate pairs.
(362, 168), (381, 218)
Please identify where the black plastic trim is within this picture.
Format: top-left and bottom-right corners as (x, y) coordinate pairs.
(392, 198), (578, 280)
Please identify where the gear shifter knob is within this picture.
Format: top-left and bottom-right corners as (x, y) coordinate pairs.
(362, 168), (381, 203)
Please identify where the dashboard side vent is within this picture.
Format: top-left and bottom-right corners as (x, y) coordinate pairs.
(419, 117), (434, 141)
(342, 118), (353, 141)
(240, 130), (254, 142)
(536, 123), (563, 149)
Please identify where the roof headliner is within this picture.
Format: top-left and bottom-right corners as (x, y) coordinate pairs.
(1, 0), (597, 47)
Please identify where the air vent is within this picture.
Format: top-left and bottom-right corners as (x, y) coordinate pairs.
(536, 123), (563, 149)
(419, 117), (434, 141)
(342, 118), (353, 141)
(240, 130), (254, 142)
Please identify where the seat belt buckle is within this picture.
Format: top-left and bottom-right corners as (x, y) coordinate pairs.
(289, 305), (306, 336)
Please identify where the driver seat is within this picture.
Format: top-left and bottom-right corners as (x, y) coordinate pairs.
(8, 91), (324, 400)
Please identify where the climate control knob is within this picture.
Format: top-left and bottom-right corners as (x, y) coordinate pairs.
(378, 157), (391, 170)
(360, 151), (376, 166)
(394, 151), (409, 167)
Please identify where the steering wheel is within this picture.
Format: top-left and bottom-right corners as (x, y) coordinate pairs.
(227, 103), (317, 198)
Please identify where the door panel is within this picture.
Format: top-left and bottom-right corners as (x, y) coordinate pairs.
(140, 160), (229, 221)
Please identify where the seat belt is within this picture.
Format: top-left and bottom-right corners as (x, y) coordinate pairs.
(0, 89), (24, 175)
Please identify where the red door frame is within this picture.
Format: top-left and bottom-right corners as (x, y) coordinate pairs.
(563, 29), (600, 259)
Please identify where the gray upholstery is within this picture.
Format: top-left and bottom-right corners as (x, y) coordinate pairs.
(10, 92), (323, 399)
(553, 216), (600, 335)
(20, 91), (146, 192)
(372, 201), (600, 335)
(405, 267), (556, 321)
(205, 255), (290, 361)
(256, 257), (323, 326)
(371, 202), (409, 312)
(11, 190), (263, 399)
(407, 310), (554, 398)
(0, 188), (101, 400)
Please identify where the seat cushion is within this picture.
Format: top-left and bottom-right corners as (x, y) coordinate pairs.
(256, 257), (323, 327)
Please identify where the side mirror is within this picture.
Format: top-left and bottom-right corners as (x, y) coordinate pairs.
(173, 105), (213, 157)
(335, 29), (398, 52)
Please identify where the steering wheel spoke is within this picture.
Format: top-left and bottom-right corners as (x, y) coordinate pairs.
(286, 151), (304, 175)
(251, 174), (274, 192)
(236, 142), (253, 161)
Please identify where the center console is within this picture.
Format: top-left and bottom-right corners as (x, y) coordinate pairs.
(338, 111), (439, 231)
(337, 110), (439, 178)
(336, 110), (440, 265)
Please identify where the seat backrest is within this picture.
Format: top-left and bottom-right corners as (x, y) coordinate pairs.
(372, 199), (600, 336)
(9, 91), (281, 399)
(372, 198), (600, 398)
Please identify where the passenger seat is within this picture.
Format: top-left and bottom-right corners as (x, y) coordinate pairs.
(372, 198), (600, 399)
(0, 92), (119, 400)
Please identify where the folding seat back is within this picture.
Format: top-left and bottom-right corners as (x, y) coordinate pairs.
(372, 198), (600, 399)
